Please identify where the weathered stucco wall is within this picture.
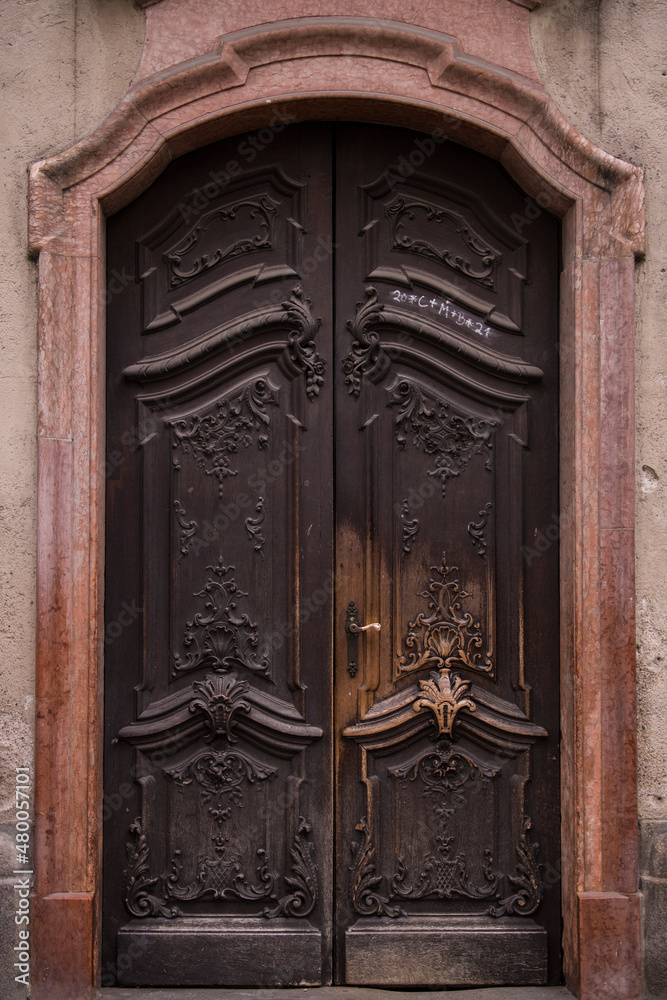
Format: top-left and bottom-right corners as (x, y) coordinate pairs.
(0, 3), (144, 997)
(0, 0), (665, 996)
(531, 2), (667, 995)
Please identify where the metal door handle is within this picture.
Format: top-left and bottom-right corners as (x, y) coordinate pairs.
(345, 601), (380, 676)
(347, 621), (381, 633)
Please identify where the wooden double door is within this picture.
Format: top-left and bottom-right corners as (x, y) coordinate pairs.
(103, 123), (560, 988)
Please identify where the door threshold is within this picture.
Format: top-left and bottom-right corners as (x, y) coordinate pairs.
(97, 987), (574, 1000)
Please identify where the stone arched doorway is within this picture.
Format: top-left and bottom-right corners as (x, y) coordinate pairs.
(29, 10), (643, 999)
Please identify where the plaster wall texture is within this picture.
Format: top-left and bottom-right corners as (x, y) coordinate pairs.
(531, 2), (667, 995)
(0, 4), (144, 997)
(0, 0), (665, 997)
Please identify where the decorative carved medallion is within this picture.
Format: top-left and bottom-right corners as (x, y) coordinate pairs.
(386, 196), (500, 288)
(399, 498), (420, 553)
(123, 819), (181, 919)
(468, 501), (492, 558)
(390, 741), (494, 825)
(399, 551), (493, 676)
(350, 818), (404, 918)
(165, 195), (280, 287)
(490, 816), (544, 918)
(173, 556), (269, 677)
(170, 379), (278, 498)
(388, 379), (496, 498)
(166, 746), (275, 825)
(174, 500), (197, 560)
(244, 496), (265, 554)
(264, 818), (319, 918)
(167, 837), (275, 903)
(392, 836), (497, 902)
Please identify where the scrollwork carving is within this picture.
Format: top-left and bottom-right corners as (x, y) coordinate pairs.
(468, 501), (492, 558)
(123, 819), (181, 919)
(170, 379), (278, 498)
(173, 556), (269, 677)
(399, 551), (493, 676)
(167, 837), (275, 902)
(174, 501), (198, 561)
(386, 196), (500, 288)
(350, 818), (405, 918)
(388, 379), (496, 498)
(264, 817), (319, 918)
(166, 746), (275, 826)
(244, 496), (265, 554)
(490, 816), (544, 918)
(399, 498), (420, 553)
(390, 741), (493, 825)
(342, 286), (389, 397)
(165, 195), (279, 286)
(282, 286), (326, 399)
(392, 836), (498, 901)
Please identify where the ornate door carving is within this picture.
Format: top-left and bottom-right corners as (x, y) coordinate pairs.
(103, 123), (560, 988)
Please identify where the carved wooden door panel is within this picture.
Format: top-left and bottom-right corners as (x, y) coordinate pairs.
(103, 123), (560, 988)
(333, 126), (560, 987)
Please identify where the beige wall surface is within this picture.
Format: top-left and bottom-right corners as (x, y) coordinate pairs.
(0, 3), (144, 998)
(0, 0), (665, 996)
(531, 3), (667, 994)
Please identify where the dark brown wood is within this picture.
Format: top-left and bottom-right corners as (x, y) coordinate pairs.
(104, 123), (560, 988)
(333, 125), (560, 987)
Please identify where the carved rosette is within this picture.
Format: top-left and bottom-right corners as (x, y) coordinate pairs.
(399, 551), (493, 677)
(173, 556), (269, 677)
(386, 195), (500, 288)
(388, 379), (496, 498)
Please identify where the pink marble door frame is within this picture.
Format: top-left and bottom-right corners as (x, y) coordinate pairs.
(28, 13), (644, 1000)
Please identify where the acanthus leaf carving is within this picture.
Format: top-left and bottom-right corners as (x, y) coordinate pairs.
(123, 819), (181, 919)
(387, 379), (496, 498)
(489, 816), (544, 918)
(165, 195), (280, 287)
(413, 667), (477, 738)
(399, 551), (493, 677)
(170, 378), (278, 499)
(342, 286), (390, 397)
(281, 285), (326, 399)
(173, 555), (269, 678)
(263, 817), (319, 918)
(350, 817), (405, 919)
(386, 196), (500, 288)
(189, 671), (251, 742)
